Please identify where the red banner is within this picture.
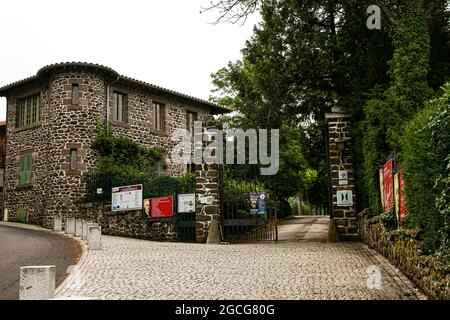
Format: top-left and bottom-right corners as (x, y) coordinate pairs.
(398, 170), (408, 220)
(383, 159), (394, 212)
(150, 196), (173, 218)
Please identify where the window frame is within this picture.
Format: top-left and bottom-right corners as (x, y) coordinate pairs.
(112, 91), (127, 123)
(155, 160), (166, 177)
(70, 149), (78, 171)
(72, 83), (80, 105)
(153, 102), (165, 132)
(18, 94), (40, 127)
(186, 111), (197, 136)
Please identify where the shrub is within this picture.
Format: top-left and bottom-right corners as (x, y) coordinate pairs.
(401, 82), (450, 254)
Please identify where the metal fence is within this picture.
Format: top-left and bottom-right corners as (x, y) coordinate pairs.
(85, 172), (196, 242)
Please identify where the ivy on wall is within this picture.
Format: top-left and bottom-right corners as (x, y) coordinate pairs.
(88, 121), (165, 182)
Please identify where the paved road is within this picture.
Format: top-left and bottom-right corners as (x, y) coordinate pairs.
(57, 235), (426, 300)
(278, 216), (329, 242)
(0, 225), (81, 300)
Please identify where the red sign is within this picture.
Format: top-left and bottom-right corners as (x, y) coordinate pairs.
(150, 196), (173, 218)
(383, 159), (394, 212)
(399, 170), (408, 220)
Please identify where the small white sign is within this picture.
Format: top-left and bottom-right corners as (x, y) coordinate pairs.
(337, 190), (353, 207)
(178, 194), (196, 213)
(339, 170), (349, 185)
(199, 195), (214, 205)
(96, 188), (103, 195)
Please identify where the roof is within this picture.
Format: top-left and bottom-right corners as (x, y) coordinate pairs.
(0, 62), (230, 114)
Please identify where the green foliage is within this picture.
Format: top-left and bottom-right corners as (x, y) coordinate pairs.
(435, 156), (450, 259)
(379, 210), (397, 230)
(401, 83), (450, 255)
(209, 0), (449, 239)
(360, 5), (435, 213)
(88, 121), (165, 183)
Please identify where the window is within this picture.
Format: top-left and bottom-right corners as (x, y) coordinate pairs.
(19, 154), (32, 186)
(155, 160), (166, 177)
(153, 102), (165, 131)
(19, 95), (40, 127)
(112, 92), (127, 122)
(186, 111), (197, 136)
(72, 84), (80, 105)
(70, 149), (77, 171)
(187, 163), (196, 174)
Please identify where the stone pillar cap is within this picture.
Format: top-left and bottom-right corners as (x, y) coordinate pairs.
(331, 106), (346, 113)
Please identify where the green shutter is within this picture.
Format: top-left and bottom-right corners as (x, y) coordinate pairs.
(19, 156), (25, 185)
(19, 154), (32, 185)
(17, 208), (27, 223)
(26, 155), (32, 184)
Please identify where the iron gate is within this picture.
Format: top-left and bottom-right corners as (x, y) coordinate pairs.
(220, 165), (278, 243)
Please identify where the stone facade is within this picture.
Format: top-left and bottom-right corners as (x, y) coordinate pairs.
(325, 106), (358, 240)
(0, 63), (227, 228)
(360, 211), (449, 300)
(0, 122), (6, 220)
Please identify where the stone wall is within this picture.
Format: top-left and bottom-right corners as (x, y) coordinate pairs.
(4, 78), (53, 226)
(108, 81), (213, 177)
(360, 211), (450, 300)
(80, 203), (177, 241)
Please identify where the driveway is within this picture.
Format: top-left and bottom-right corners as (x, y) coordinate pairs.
(57, 234), (426, 300)
(278, 215), (329, 242)
(0, 225), (81, 300)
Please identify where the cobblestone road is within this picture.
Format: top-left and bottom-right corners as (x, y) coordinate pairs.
(57, 235), (426, 300)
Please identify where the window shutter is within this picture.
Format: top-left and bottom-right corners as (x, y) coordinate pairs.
(25, 155), (32, 184)
(160, 105), (165, 132)
(117, 94), (123, 122)
(112, 93), (118, 121)
(19, 156), (25, 185)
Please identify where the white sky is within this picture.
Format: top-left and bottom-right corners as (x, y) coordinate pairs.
(0, 0), (261, 121)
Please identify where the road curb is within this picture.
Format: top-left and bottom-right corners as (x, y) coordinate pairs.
(0, 221), (88, 296)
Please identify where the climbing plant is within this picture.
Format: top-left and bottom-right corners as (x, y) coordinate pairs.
(87, 120), (165, 183)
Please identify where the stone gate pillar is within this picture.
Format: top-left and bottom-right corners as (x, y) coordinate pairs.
(194, 123), (222, 243)
(195, 163), (221, 243)
(325, 107), (358, 240)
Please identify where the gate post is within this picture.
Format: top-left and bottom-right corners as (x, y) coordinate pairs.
(325, 107), (359, 240)
(195, 163), (221, 243)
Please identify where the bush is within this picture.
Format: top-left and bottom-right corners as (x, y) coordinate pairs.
(401, 82), (450, 255)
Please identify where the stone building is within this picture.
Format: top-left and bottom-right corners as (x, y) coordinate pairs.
(0, 121), (6, 220)
(0, 62), (229, 226)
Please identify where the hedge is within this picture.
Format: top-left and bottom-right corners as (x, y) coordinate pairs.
(401, 82), (450, 256)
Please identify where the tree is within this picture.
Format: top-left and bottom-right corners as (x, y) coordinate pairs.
(209, 0), (449, 215)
